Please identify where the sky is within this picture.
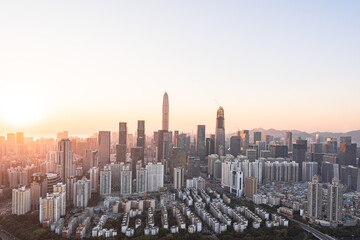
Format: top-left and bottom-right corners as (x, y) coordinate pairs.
(0, 1), (359, 138)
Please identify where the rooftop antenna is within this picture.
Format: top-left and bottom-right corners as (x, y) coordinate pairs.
(214, 99), (220, 107)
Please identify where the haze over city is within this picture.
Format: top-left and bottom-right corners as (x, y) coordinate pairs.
(1, 0), (360, 137)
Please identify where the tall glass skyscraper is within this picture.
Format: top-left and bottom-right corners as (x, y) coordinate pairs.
(215, 106), (225, 156)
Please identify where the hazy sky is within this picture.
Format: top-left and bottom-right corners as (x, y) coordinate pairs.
(0, 1), (359, 138)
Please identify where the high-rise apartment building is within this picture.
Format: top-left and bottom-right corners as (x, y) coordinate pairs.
(136, 167), (147, 193)
(89, 167), (99, 193)
(327, 177), (343, 222)
(73, 177), (91, 208)
(244, 177), (258, 198)
(57, 138), (74, 181)
(146, 163), (164, 192)
(12, 186), (31, 215)
(173, 167), (184, 190)
(100, 165), (111, 196)
(120, 164), (132, 195)
(307, 175), (322, 219)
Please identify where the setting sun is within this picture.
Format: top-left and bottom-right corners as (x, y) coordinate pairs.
(0, 84), (45, 126)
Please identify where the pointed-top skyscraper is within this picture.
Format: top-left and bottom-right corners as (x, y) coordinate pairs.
(215, 106), (225, 156)
(162, 92), (169, 131)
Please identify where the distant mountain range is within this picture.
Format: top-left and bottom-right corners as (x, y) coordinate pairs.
(228, 128), (360, 144)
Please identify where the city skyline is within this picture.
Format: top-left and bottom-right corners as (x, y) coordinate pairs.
(1, 1), (360, 137)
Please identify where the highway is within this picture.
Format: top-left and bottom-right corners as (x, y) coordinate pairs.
(288, 218), (336, 240)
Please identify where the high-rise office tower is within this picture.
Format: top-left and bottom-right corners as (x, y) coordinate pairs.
(146, 163), (164, 192)
(339, 141), (357, 167)
(253, 132), (262, 144)
(162, 92), (169, 131)
(57, 138), (74, 181)
(206, 135), (215, 155)
(120, 164), (132, 195)
(173, 167), (184, 189)
(244, 177), (258, 197)
(108, 162), (121, 191)
(321, 162), (339, 184)
(240, 130), (249, 155)
(293, 139), (307, 181)
(340, 165), (360, 191)
(137, 120), (145, 163)
(136, 167), (148, 193)
(173, 130), (179, 147)
(230, 136), (241, 157)
(325, 138), (338, 154)
(269, 144), (288, 158)
(196, 125), (206, 158)
(302, 162), (318, 182)
(327, 177), (343, 222)
(157, 130), (171, 163)
(340, 136), (352, 144)
(264, 135), (273, 147)
(7, 133), (16, 152)
(215, 106), (225, 156)
(98, 131), (111, 169)
(131, 147), (143, 179)
(117, 122), (127, 163)
(285, 131), (292, 152)
(100, 165), (112, 196)
(307, 175), (322, 219)
(12, 186), (31, 215)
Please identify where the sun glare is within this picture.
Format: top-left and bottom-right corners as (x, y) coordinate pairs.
(0, 85), (45, 126)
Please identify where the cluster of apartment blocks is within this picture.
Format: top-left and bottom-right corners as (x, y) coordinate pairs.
(255, 207), (289, 227)
(45, 207), (93, 239)
(98, 162), (164, 196)
(92, 215), (117, 238)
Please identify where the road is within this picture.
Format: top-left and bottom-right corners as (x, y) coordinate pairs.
(0, 226), (21, 240)
(289, 218), (336, 240)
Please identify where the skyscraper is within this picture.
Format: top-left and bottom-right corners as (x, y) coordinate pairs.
(100, 165), (112, 196)
(215, 106), (225, 156)
(57, 138), (74, 181)
(120, 164), (132, 195)
(117, 122), (127, 163)
(253, 132), (262, 144)
(173, 167), (184, 189)
(240, 130), (249, 155)
(244, 177), (258, 198)
(196, 125), (206, 158)
(285, 131), (292, 152)
(230, 136), (241, 157)
(98, 131), (111, 169)
(162, 92), (169, 131)
(293, 139), (307, 181)
(12, 186), (31, 215)
(327, 177), (343, 223)
(137, 120), (145, 163)
(307, 175), (322, 219)
(339, 141), (357, 167)
(146, 163), (164, 192)
(136, 167), (147, 193)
